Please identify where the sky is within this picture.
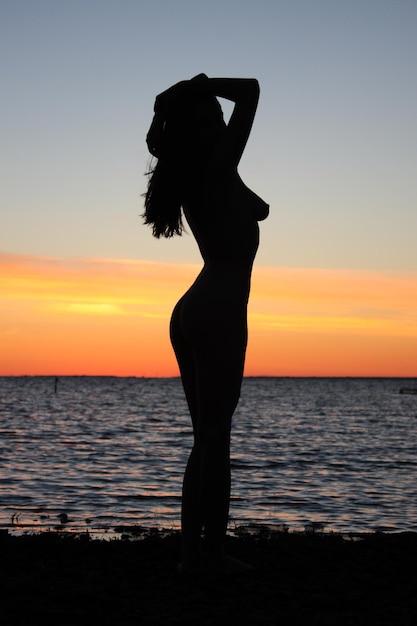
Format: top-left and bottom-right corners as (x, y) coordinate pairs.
(1, 0), (416, 376)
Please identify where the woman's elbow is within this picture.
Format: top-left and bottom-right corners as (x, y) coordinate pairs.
(248, 79), (260, 98)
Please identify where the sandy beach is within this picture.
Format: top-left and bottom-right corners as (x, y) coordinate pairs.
(1, 528), (416, 625)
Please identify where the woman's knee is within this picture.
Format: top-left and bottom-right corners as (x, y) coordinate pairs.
(197, 417), (231, 450)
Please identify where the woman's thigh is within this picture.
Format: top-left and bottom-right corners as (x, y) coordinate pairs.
(170, 297), (199, 428)
(179, 295), (248, 444)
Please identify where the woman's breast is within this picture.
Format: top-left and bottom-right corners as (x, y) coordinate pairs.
(183, 171), (267, 266)
(233, 175), (269, 222)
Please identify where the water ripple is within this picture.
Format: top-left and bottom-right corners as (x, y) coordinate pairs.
(1, 376), (416, 534)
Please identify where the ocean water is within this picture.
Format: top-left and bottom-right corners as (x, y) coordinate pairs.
(1, 376), (416, 536)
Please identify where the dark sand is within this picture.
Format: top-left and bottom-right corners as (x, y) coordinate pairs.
(1, 528), (416, 625)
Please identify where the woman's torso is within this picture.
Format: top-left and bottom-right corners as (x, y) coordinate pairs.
(182, 169), (269, 304)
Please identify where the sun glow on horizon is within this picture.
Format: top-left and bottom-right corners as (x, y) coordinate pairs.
(1, 252), (416, 377)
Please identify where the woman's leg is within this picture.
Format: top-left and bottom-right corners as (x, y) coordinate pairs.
(192, 344), (245, 560)
(171, 295), (248, 570)
(170, 299), (202, 568)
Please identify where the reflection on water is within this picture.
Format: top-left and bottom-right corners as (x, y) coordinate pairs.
(0, 376), (416, 534)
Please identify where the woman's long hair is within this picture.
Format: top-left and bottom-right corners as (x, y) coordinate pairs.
(143, 94), (221, 238)
(142, 103), (196, 238)
(143, 156), (184, 238)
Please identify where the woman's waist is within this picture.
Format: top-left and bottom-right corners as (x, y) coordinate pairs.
(202, 256), (254, 269)
(199, 260), (253, 283)
(181, 285), (250, 311)
(186, 264), (252, 299)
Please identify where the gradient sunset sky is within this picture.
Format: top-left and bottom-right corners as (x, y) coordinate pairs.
(1, 0), (416, 376)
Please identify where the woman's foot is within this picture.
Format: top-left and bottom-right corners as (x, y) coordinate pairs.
(178, 554), (201, 576)
(178, 561), (199, 576)
(178, 552), (254, 576)
(202, 551), (255, 575)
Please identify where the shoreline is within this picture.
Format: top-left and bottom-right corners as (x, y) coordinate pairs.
(2, 519), (415, 540)
(2, 528), (417, 625)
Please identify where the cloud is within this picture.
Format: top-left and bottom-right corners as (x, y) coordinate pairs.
(250, 266), (417, 337)
(0, 252), (199, 317)
(1, 252), (416, 376)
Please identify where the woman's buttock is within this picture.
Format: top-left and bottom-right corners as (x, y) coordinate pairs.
(175, 287), (248, 352)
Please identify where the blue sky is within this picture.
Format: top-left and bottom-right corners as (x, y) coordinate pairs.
(1, 0), (416, 270)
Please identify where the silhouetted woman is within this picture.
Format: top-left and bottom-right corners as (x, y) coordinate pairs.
(143, 74), (269, 573)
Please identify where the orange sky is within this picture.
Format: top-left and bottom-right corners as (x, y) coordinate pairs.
(1, 252), (416, 377)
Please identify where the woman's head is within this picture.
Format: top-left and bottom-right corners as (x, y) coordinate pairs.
(148, 95), (225, 160)
(192, 97), (225, 148)
(143, 91), (225, 238)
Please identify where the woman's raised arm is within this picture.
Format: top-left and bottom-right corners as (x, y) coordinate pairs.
(154, 75), (260, 166)
(192, 75), (260, 168)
